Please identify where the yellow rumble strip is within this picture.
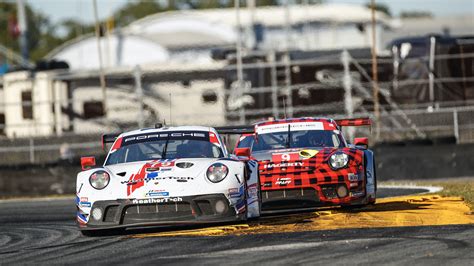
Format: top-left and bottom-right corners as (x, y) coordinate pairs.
(131, 195), (474, 238)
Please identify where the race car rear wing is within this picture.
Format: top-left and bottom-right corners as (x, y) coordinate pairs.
(101, 133), (121, 150)
(214, 125), (255, 135)
(334, 118), (371, 127)
(214, 119), (371, 134)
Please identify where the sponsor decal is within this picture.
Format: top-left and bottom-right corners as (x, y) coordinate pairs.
(247, 184), (259, 205)
(228, 188), (241, 198)
(264, 162), (304, 169)
(123, 132), (207, 145)
(275, 177), (292, 185)
(122, 176), (194, 185)
(79, 202), (92, 208)
(272, 152), (300, 162)
(256, 122), (324, 134)
(146, 172), (159, 179)
(350, 192), (365, 198)
(348, 173), (360, 182)
(146, 167), (160, 172)
(124, 159), (177, 196)
(146, 190), (169, 197)
(80, 197), (88, 202)
(228, 185), (245, 198)
(132, 197), (182, 204)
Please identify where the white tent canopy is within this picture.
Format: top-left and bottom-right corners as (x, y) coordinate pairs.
(49, 34), (170, 70)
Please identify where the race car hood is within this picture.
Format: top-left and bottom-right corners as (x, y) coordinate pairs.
(252, 147), (364, 166)
(252, 147), (327, 162)
(103, 158), (222, 198)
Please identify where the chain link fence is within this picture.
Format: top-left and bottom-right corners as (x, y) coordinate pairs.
(0, 44), (473, 165)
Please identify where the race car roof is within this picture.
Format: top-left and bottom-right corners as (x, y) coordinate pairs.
(120, 126), (218, 138)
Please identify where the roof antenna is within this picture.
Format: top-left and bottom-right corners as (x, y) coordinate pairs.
(169, 92), (172, 126)
(282, 98), (287, 119)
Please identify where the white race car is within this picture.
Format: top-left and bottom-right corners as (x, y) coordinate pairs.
(76, 125), (260, 236)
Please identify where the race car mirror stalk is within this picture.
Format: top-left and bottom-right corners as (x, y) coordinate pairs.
(354, 137), (369, 149)
(234, 147), (251, 158)
(81, 156), (96, 170)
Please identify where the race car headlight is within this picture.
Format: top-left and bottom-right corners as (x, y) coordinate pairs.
(329, 152), (349, 169)
(206, 163), (228, 183)
(89, 170), (110, 190)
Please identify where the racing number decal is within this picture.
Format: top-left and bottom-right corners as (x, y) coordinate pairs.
(272, 152), (299, 162)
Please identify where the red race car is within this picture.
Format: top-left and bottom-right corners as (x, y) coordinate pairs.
(218, 117), (376, 214)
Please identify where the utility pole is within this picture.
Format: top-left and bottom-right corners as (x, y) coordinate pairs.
(428, 36), (436, 106)
(235, 0), (245, 124)
(247, 0), (256, 48)
(93, 0), (107, 114)
(134, 65), (145, 129)
(370, 0), (381, 140)
(16, 0), (28, 62)
(284, 0), (293, 118)
(341, 50), (355, 141)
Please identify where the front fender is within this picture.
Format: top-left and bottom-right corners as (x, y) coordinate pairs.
(363, 149), (376, 201)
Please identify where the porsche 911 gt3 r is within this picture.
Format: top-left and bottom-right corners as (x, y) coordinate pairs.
(76, 125), (260, 236)
(223, 117), (376, 214)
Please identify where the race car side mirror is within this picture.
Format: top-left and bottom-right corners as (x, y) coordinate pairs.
(234, 148), (251, 158)
(354, 137), (368, 149)
(81, 156), (96, 171)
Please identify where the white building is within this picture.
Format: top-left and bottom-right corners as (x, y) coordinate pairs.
(1, 63), (227, 137)
(2, 71), (68, 138)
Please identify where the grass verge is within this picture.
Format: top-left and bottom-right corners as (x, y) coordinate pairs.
(381, 178), (474, 211)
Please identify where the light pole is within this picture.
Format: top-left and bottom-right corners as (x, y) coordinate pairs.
(16, 0), (28, 62)
(370, 0), (381, 140)
(93, 0), (107, 114)
(235, 0), (245, 123)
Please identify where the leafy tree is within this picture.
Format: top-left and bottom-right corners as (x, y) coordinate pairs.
(400, 11), (433, 18)
(365, 2), (391, 17)
(113, 0), (169, 27)
(0, 2), (49, 62)
(0, 0), (325, 64)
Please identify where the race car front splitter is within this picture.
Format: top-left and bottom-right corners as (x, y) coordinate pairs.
(79, 193), (244, 230)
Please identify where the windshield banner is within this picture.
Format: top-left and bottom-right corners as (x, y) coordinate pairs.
(122, 131), (209, 146)
(256, 122), (324, 134)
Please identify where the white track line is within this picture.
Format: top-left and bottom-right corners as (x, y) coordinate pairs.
(0, 196), (74, 203)
(379, 184), (443, 195)
(158, 238), (379, 259)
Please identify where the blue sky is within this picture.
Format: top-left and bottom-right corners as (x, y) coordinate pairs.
(25, 0), (474, 24)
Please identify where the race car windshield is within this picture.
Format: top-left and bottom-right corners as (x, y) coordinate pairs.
(105, 132), (223, 165)
(252, 130), (344, 152)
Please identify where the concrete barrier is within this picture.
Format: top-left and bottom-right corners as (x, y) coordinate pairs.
(1, 143), (473, 197)
(374, 142), (474, 180)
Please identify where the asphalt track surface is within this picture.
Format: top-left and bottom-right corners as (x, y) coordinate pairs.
(0, 188), (473, 265)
